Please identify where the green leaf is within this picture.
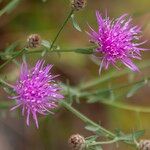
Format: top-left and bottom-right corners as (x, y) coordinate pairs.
(0, 42), (19, 60)
(75, 48), (93, 54)
(127, 79), (148, 98)
(71, 14), (82, 32)
(41, 40), (51, 49)
(85, 124), (100, 132)
(66, 80), (74, 104)
(87, 90), (111, 103)
(5, 42), (19, 53)
(118, 130), (145, 142)
(0, 78), (14, 94)
(133, 130), (145, 139)
(85, 135), (98, 143)
(0, 0), (21, 16)
(12, 59), (20, 67)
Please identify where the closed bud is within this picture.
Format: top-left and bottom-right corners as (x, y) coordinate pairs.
(139, 140), (150, 150)
(71, 0), (86, 11)
(68, 134), (85, 150)
(27, 34), (41, 48)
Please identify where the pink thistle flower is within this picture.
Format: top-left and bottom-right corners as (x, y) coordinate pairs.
(88, 11), (146, 73)
(10, 60), (64, 128)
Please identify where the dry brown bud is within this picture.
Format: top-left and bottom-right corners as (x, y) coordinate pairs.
(139, 140), (150, 150)
(71, 0), (86, 11)
(68, 134), (85, 150)
(27, 34), (41, 48)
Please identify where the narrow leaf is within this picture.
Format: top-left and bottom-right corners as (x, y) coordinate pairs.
(0, 0), (21, 16)
(127, 79), (148, 98)
(85, 124), (100, 132)
(118, 130), (145, 141)
(5, 41), (19, 53)
(41, 40), (51, 49)
(71, 14), (82, 32)
(85, 135), (98, 143)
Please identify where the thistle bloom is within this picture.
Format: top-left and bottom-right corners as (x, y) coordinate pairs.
(88, 11), (146, 73)
(10, 60), (64, 128)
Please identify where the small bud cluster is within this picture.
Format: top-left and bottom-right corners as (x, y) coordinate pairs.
(71, 0), (86, 11)
(68, 134), (85, 150)
(139, 140), (150, 150)
(27, 34), (41, 48)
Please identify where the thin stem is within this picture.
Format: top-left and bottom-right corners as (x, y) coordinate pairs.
(79, 78), (150, 98)
(60, 101), (116, 138)
(100, 100), (150, 113)
(61, 78), (150, 113)
(0, 48), (26, 71)
(0, 79), (14, 89)
(79, 60), (150, 90)
(49, 9), (74, 51)
(0, 46), (94, 69)
(0, 46), (94, 56)
(88, 138), (119, 146)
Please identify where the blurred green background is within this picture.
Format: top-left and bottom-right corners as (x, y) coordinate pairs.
(0, 0), (150, 150)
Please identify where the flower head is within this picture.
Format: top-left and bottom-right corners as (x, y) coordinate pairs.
(10, 60), (64, 128)
(71, 0), (86, 11)
(27, 34), (41, 48)
(138, 140), (150, 150)
(88, 11), (146, 73)
(68, 134), (85, 150)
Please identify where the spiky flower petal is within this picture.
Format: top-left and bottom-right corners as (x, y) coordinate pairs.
(88, 11), (146, 73)
(10, 60), (64, 128)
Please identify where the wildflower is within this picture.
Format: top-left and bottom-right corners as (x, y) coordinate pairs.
(88, 11), (146, 73)
(27, 34), (41, 48)
(71, 0), (86, 11)
(68, 134), (85, 150)
(138, 140), (150, 150)
(10, 60), (64, 128)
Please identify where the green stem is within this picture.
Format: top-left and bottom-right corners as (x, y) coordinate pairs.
(0, 0), (21, 16)
(0, 46), (94, 70)
(60, 101), (116, 138)
(61, 78), (150, 113)
(100, 100), (150, 113)
(79, 78), (149, 98)
(88, 138), (119, 146)
(0, 46), (94, 56)
(49, 9), (74, 51)
(0, 79), (14, 89)
(79, 60), (150, 90)
(0, 48), (26, 71)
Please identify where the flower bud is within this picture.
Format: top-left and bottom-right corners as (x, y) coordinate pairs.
(139, 140), (150, 150)
(71, 0), (86, 11)
(27, 34), (41, 48)
(68, 134), (85, 150)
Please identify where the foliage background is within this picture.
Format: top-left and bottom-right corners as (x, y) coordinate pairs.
(0, 0), (150, 150)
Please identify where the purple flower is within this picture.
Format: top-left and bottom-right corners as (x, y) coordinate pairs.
(10, 60), (64, 128)
(88, 11), (146, 73)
